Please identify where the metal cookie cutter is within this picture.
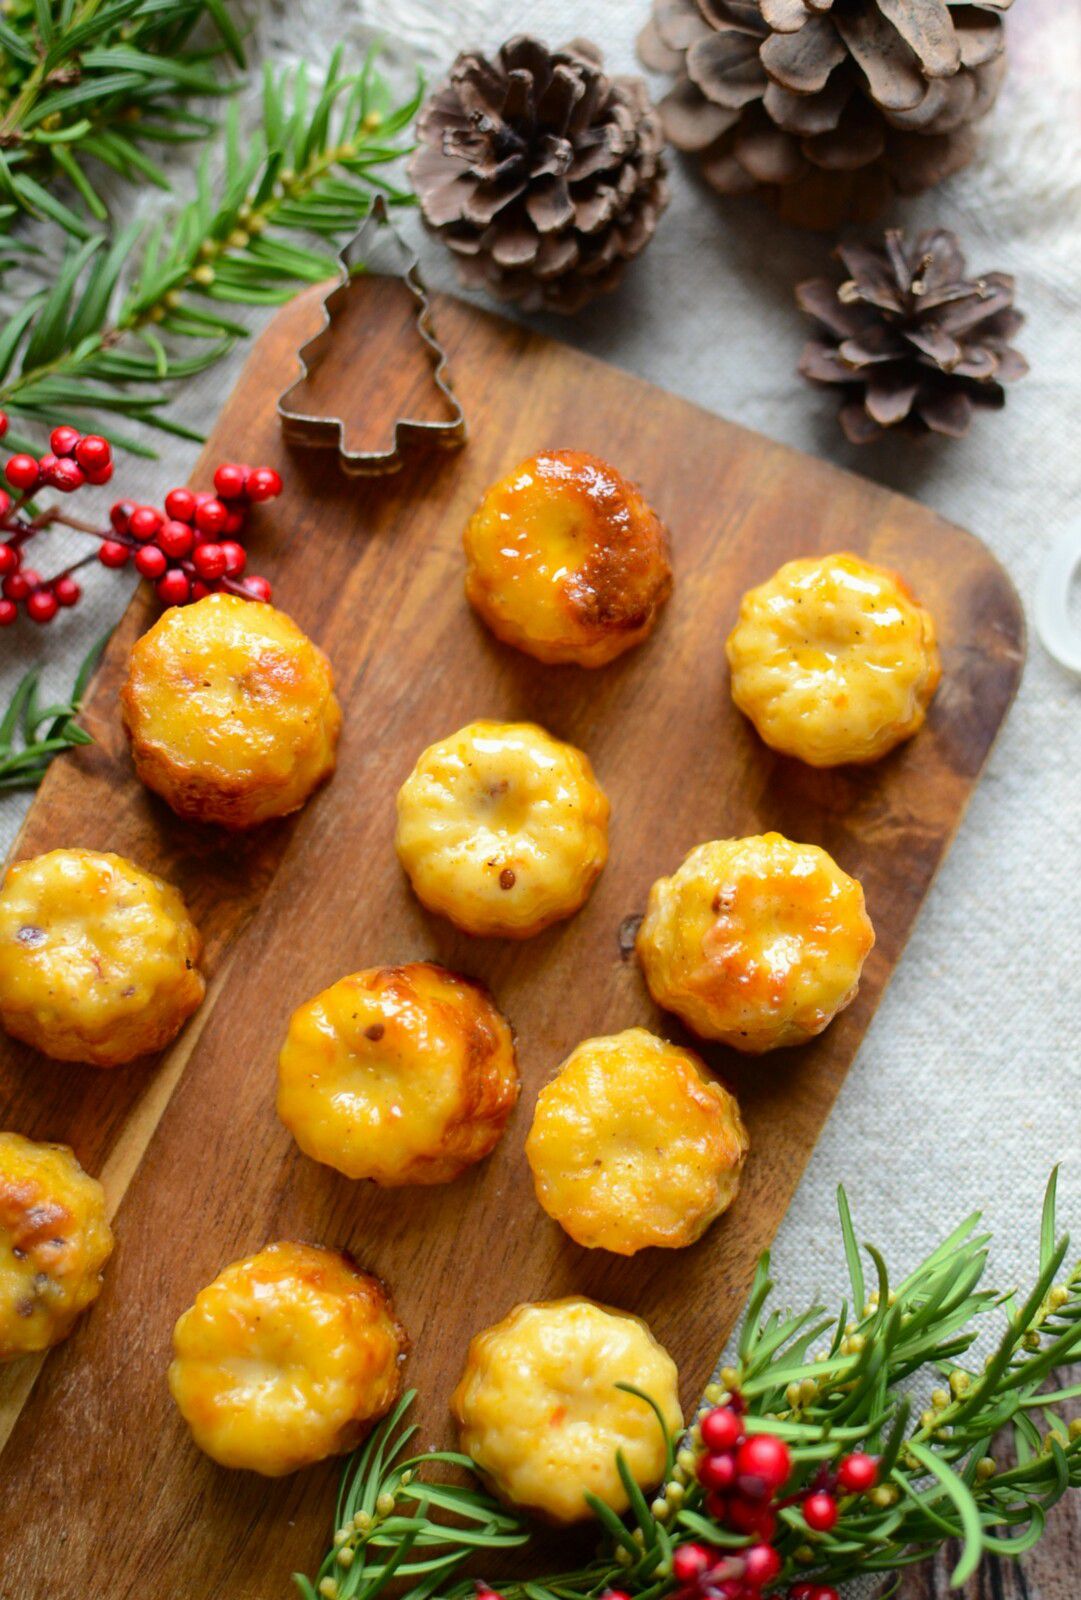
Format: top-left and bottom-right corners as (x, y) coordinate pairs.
(277, 195), (466, 476)
(1035, 524), (1081, 679)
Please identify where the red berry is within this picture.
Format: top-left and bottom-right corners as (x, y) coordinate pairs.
(240, 574), (272, 602)
(129, 506), (162, 542)
(190, 579), (213, 601)
(99, 539), (130, 568)
(701, 1407), (744, 1454)
(27, 589), (59, 623)
(6, 454), (39, 490)
(192, 541), (226, 580)
(836, 1453), (878, 1494)
(222, 507), (246, 535)
(672, 1543), (713, 1585)
(0, 544), (17, 576)
(110, 499), (135, 533)
(743, 1544), (782, 1587)
(38, 452), (60, 478)
(0, 411), (7, 439)
(50, 425), (81, 457)
(158, 519), (195, 559)
(3, 571), (31, 600)
(134, 545), (167, 580)
(218, 540), (246, 576)
(736, 1434), (792, 1498)
(787, 1587), (816, 1600)
(811, 1591), (841, 1600)
(698, 1451), (738, 1492)
(48, 459), (85, 494)
(245, 465), (282, 502)
(802, 1491), (839, 1533)
(726, 1497), (777, 1542)
(157, 569), (190, 606)
(74, 434), (110, 472)
(213, 462), (248, 499)
(0, 488), (11, 515)
(85, 461), (114, 486)
(164, 486), (197, 522)
(53, 575), (81, 607)
(194, 497), (228, 536)
(0, 598), (15, 625)
(704, 1490), (729, 1522)
(600, 1591), (632, 1600)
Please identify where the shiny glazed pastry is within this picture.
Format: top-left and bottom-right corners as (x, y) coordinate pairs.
(463, 450), (673, 667)
(0, 1132), (113, 1363)
(168, 1241), (406, 1476)
(726, 552), (941, 767)
(637, 833), (874, 1053)
(395, 720), (609, 939)
(525, 1028), (748, 1254)
(0, 848), (205, 1066)
(121, 592), (341, 828)
(451, 1297), (681, 1522)
(277, 963), (519, 1185)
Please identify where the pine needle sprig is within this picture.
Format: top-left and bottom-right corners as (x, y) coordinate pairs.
(0, 0), (244, 240)
(298, 1175), (1080, 1600)
(0, 630), (108, 790)
(0, 48), (421, 453)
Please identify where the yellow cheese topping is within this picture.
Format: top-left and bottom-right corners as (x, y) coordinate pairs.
(526, 1028), (748, 1254)
(727, 552), (941, 767)
(451, 1297), (682, 1522)
(0, 1132), (113, 1363)
(637, 833), (874, 1053)
(395, 719), (609, 938)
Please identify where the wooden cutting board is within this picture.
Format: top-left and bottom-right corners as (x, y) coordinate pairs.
(0, 280), (1024, 1599)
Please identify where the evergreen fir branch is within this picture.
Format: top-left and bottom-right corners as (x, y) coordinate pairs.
(298, 1176), (1080, 1600)
(0, 0), (244, 237)
(0, 631), (108, 791)
(0, 49), (420, 448)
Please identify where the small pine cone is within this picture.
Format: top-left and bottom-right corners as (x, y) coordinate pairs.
(797, 227), (1028, 443)
(638, 1), (1012, 229)
(410, 35), (668, 314)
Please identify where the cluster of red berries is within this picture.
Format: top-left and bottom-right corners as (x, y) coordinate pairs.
(0, 410), (279, 626)
(98, 459), (280, 609)
(670, 1402), (880, 1599)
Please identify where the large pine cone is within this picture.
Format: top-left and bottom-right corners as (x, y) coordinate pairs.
(410, 36), (668, 314)
(638, 1), (1012, 227)
(797, 227), (1027, 442)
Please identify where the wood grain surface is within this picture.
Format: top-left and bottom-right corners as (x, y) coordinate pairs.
(0, 280), (1028, 1599)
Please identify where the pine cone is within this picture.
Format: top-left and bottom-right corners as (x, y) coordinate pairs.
(797, 227), (1027, 443)
(638, 1), (1012, 228)
(410, 36), (668, 314)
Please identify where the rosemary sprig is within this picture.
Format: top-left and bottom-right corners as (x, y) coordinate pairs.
(0, 47), (421, 452)
(299, 1175), (1080, 1599)
(0, 630), (108, 790)
(0, 0), (243, 238)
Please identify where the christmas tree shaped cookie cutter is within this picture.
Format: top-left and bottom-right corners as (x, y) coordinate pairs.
(277, 195), (466, 476)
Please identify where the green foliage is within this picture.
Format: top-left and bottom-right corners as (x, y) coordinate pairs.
(0, 48), (421, 450)
(0, 0), (243, 238)
(297, 1176), (1081, 1599)
(0, 632), (108, 790)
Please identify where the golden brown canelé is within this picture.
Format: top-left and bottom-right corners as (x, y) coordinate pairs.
(121, 592), (341, 828)
(451, 1297), (682, 1522)
(726, 552), (941, 767)
(0, 1132), (114, 1363)
(463, 450), (673, 667)
(277, 963), (519, 1186)
(637, 833), (875, 1053)
(525, 1028), (748, 1254)
(0, 848), (205, 1066)
(167, 1241), (407, 1476)
(395, 719), (610, 939)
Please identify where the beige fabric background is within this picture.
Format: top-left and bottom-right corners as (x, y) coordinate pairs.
(0, 0), (1078, 1423)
